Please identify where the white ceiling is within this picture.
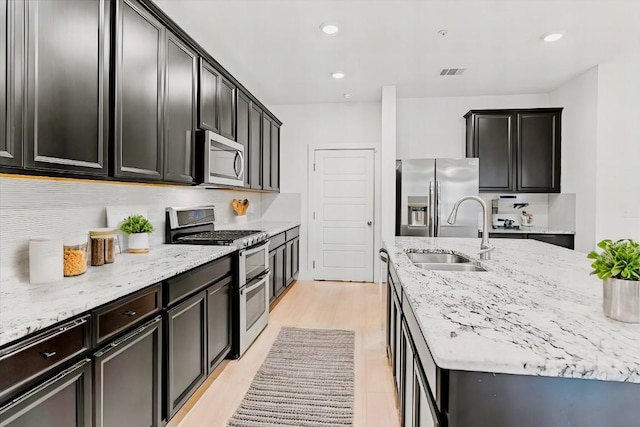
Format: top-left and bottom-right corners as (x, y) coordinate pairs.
(154, 0), (640, 105)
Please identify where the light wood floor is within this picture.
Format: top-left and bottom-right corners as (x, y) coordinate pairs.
(167, 280), (400, 427)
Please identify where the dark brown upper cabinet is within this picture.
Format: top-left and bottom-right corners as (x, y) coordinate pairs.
(198, 59), (219, 133)
(22, 0), (109, 176)
(261, 115), (272, 191)
(236, 90), (251, 188)
(249, 103), (262, 190)
(0, 0), (24, 169)
(114, 0), (164, 180)
(198, 59), (236, 142)
(218, 76), (236, 141)
(517, 111), (561, 192)
(270, 121), (280, 191)
(465, 112), (515, 192)
(163, 33), (197, 184)
(465, 108), (562, 193)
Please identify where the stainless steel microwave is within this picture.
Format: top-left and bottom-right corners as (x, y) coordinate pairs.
(198, 130), (244, 187)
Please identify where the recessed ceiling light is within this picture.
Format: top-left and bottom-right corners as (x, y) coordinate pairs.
(343, 93), (352, 99)
(331, 71), (345, 80)
(542, 33), (563, 42)
(320, 23), (340, 35)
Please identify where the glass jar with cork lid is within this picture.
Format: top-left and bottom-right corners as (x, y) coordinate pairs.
(89, 228), (117, 266)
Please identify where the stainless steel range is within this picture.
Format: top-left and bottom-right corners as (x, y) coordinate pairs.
(165, 206), (270, 357)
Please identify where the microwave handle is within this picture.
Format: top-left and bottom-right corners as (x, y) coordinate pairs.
(234, 151), (245, 180)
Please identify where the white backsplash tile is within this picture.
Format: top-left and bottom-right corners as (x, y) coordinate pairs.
(479, 193), (549, 228)
(0, 177), (263, 280)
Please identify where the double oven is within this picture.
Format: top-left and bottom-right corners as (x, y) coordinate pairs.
(237, 242), (270, 356)
(166, 206), (270, 357)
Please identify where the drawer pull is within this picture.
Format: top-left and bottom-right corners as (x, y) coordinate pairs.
(41, 351), (57, 359)
(123, 310), (137, 317)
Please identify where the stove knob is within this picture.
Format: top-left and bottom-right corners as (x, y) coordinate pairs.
(263, 233), (268, 240)
(242, 239), (247, 247)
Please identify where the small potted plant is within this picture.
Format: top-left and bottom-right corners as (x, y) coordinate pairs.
(120, 214), (154, 253)
(588, 239), (640, 323)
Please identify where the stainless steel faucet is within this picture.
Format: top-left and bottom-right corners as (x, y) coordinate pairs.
(447, 196), (495, 260)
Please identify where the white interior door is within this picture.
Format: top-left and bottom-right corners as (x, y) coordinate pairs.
(310, 149), (375, 282)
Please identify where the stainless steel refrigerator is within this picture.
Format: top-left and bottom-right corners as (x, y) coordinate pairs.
(396, 158), (479, 237)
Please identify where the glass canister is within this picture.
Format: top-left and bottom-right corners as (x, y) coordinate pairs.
(63, 234), (88, 277)
(90, 228), (117, 266)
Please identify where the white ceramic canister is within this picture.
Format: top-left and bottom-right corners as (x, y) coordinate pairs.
(29, 236), (63, 284)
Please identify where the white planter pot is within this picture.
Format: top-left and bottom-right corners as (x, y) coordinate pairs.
(603, 278), (640, 323)
(127, 233), (149, 253)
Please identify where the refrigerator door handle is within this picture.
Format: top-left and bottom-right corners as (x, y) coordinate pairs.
(429, 181), (435, 237)
(436, 181), (441, 237)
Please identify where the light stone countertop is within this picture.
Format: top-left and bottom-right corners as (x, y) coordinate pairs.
(483, 226), (576, 235)
(385, 237), (640, 383)
(0, 245), (236, 347)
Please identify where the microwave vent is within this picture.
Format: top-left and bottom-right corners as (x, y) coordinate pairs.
(440, 68), (466, 76)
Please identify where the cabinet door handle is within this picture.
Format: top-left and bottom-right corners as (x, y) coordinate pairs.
(41, 351), (57, 359)
(123, 310), (137, 317)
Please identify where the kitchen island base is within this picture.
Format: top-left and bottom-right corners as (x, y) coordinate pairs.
(444, 370), (640, 427)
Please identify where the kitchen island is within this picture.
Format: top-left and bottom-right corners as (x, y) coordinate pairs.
(384, 237), (640, 427)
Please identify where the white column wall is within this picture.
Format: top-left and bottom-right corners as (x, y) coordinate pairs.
(549, 67), (599, 253)
(595, 65), (640, 243)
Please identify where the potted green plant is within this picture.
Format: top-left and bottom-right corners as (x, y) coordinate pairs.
(120, 214), (154, 253)
(588, 239), (640, 323)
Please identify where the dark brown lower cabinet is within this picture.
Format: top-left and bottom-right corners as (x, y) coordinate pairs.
(285, 239), (293, 286)
(274, 245), (285, 298)
(291, 237), (299, 278)
(93, 317), (162, 427)
(0, 359), (91, 427)
(401, 319), (416, 427)
(484, 232), (574, 249)
(268, 249), (276, 302)
(166, 291), (207, 418)
(206, 276), (232, 373)
(393, 287), (402, 396)
(528, 233), (574, 250)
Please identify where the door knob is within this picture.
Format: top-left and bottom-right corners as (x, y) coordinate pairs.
(367, 221), (372, 226)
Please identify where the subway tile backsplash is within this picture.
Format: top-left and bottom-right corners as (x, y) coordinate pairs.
(0, 176), (262, 280)
(479, 193), (550, 228)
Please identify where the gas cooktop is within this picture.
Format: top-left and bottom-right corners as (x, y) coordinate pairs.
(165, 206), (269, 249)
(176, 230), (269, 247)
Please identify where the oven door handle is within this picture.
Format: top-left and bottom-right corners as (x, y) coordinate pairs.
(243, 269), (270, 293)
(240, 241), (270, 257)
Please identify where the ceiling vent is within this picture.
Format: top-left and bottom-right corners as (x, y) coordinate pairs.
(440, 68), (466, 76)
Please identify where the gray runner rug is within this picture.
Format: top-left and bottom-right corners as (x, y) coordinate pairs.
(227, 327), (355, 427)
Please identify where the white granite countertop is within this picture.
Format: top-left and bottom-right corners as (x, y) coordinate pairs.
(218, 220), (300, 237)
(385, 237), (640, 383)
(0, 245), (236, 347)
(484, 227), (576, 235)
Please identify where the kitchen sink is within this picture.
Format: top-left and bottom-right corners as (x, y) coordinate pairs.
(405, 251), (487, 272)
(407, 252), (471, 264)
(412, 263), (487, 272)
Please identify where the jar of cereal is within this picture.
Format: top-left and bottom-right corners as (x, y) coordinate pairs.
(63, 234), (88, 276)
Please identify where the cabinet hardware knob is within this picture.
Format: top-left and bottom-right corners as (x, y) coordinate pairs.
(41, 351), (57, 359)
(123, 310), (137, 317)
(367, 221), (372, 226)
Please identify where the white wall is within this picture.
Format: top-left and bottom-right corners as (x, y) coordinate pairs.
(268, 102), (382, 281)
(381, 86), (397, 245)
(595, 65), (640, 243)
(549, 67), (599, 252)
(396, 94), (552, 159)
